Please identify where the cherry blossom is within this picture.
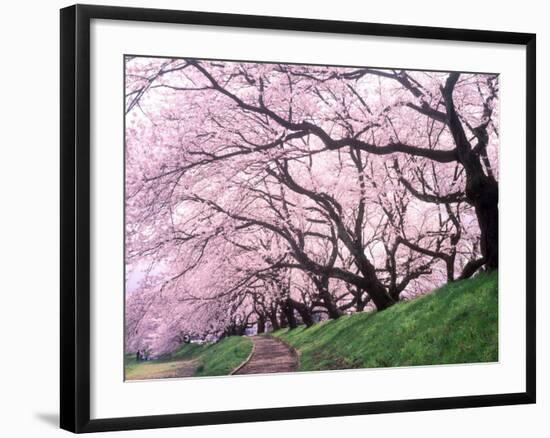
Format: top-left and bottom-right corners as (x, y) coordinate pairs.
(124, 57), (498, 355)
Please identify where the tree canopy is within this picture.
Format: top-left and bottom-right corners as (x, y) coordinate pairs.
(124, 57), (498, 355)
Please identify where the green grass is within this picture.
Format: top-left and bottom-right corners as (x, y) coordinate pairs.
(273, 271), (498, 371)
(193, 336), (253, 377)
(124, 336), (253, 380)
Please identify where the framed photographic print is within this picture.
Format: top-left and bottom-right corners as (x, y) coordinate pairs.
(60, 4), (536, 433)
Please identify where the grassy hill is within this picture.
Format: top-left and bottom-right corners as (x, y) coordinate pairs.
(125, 336), (252, 380)
(125, 272), (498, 379)
(273, 271), (498, 371)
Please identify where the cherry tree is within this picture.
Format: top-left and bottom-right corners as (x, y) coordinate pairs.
(124, 57), (497, 355)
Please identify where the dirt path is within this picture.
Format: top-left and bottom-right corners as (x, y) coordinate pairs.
(234, 336), (298, 375)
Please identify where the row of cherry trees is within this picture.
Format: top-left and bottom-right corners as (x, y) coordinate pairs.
(124, 57), (498, 355)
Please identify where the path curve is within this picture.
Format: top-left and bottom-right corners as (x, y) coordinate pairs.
(234, 336), (298, 375)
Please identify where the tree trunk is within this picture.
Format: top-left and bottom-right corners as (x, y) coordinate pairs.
(361, 278), (394, 311)
(443, 73), (498, 271)
(290, 298), (314, 327)
(283, 300), (297, 329)
(321, 291), (342, 319)
(269, 312), (280, 331)
(466, 176), (498, 270)
(355, 292), (365, 312)
(257, 314), (265, 334)
(351, 250), (396, 311)
(459, 257), (486, 280)
(314, 276), (343, 319)
(279, 311), (288, 329)
(446, 254), (456, 282)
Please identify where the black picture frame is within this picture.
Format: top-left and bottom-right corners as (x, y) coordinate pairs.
(60, 4), (536, 433)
